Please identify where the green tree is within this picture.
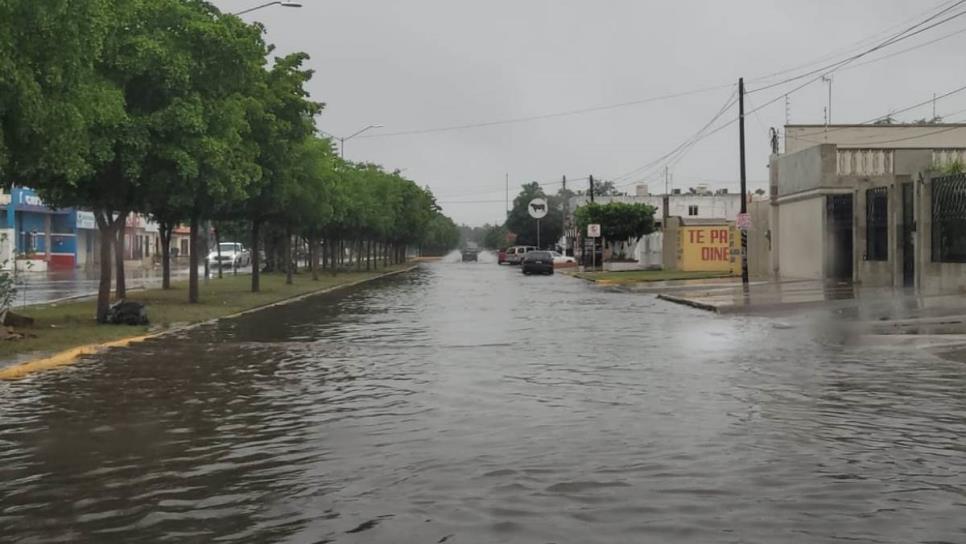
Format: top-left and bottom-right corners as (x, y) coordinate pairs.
(482, 224), (509, 249)
(505, 182), (563, 248)
(575, 201), (657, 255)
(244, 52), (321, 291)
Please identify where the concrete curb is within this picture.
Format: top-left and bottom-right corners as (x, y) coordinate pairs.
(656, 293), (720, 313)
(0, 265), (419, 381)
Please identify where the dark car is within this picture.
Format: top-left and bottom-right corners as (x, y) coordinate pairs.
(462, 249), (478, 262)
(521, 251), (554, 275)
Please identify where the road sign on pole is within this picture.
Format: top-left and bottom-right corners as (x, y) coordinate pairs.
(587, 224), (601, 238)
(528, 198), (548, 219)
(736, 213), (752, 231)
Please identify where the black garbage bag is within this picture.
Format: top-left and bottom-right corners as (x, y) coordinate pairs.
(106, 300), (149, 326)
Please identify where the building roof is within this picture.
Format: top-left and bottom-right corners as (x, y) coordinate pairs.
(677, 217), (731, 226)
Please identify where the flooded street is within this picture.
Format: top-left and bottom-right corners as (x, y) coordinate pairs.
(2, 260), (966, 543)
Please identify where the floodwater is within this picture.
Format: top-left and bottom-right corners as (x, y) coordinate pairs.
(2, 261), (966, 543)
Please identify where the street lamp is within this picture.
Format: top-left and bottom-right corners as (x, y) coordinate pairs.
(328, 124), (384, 158)
(232, 1), (302, 16)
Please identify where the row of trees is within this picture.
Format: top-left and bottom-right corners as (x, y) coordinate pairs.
(482, 182), (656, 253)
(0, 0), (459, 322)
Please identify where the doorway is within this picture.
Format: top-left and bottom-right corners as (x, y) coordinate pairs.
(826, 194), (853, 281)
(901, 182), (915, 288)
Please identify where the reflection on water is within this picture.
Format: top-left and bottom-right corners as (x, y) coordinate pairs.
(2, 263), (966, 543)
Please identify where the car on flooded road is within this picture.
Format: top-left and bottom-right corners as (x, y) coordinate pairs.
(521, 250), (554, 275)
(505, 245), (537, 265)
(549, 251), (577, 268)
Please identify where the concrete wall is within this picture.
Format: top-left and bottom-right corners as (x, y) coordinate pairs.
(746, 200), (771, 279)
(852, 177), (901, 287)
(786, 125), (966, 154)
(776, 196), (825, 280)
(773, 144), (838, 197)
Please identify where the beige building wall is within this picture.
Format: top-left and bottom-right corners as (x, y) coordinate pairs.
(777, 197), (825, 280)
(746, 200), (771, 279)
(786, 125), (966, 154)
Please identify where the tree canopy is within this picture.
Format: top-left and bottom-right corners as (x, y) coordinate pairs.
(0, 0), (460, 322)
(574, 202), (657, 244)
(505, 182), (563, 248)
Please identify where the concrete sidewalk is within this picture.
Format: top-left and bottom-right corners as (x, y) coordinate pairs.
(651, 278), (966, 362)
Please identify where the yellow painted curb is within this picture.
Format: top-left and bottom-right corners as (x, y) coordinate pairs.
(0, 265), (419, 381)
(0, 334), (154, 380)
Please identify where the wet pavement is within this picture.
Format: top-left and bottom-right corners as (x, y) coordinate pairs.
(2, 258), (966, 543)
(8, 265), (253, 307)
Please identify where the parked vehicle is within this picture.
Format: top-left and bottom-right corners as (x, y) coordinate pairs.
(521, 250), (554, 275)
(505, 245), (537, 265)
(549, 251), (577, 268)
(207, 242), (251, 269)
(497, 248), (508, 264)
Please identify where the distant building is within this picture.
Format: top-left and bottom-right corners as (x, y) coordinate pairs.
(566, 192), (743, 269)
(0, 186), (76, 270)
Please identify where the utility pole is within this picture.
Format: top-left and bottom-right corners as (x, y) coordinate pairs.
(664, 166), (669, 196)
(562, 175), (569, 254)
(588, 175), (595, 270)
(505, 172), (509, 219)
(822, 74), (833, 125)
(738, 78), (749, 285)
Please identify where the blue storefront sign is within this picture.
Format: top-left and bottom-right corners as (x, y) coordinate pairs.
(4, 186), (77, 267)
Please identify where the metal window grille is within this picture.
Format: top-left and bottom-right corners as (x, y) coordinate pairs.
(866, 187), (888, 261)
(932, 174), (966, 262)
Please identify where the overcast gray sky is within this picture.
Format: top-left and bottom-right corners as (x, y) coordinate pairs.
(217, 0), (966, 226)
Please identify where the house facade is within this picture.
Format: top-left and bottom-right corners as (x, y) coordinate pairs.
(769, 124), (966, 293)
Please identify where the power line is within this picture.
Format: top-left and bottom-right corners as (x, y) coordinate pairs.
(746, 0), (963, 85)
(358, 85), (734, 139)
(748, 0), (966, 95)
(358, 1), (966, 141)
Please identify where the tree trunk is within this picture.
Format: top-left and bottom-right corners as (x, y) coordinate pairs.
(215, 225), (223, 279)
(114, 221), (126, 299)
(366, 239), (372, 271)
(251, 219), (261, 292)
(160, 222), (173, 290)
(310, 235), (319, 281)
(321, 237), (328, 270)
(285, 225), (293, 285)
(95, 213), (114, 324)
(202, 222), (210, 281)
(189, 214), (200, 303)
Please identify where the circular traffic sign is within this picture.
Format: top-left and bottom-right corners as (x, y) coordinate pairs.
(528, 197), (548, 219)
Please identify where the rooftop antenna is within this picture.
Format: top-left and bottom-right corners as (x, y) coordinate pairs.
(822, 74), (833, 126)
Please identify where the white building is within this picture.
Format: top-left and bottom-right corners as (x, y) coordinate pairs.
(567, 191), (743, 268)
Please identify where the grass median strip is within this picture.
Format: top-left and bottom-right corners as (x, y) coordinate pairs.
(571, 269), (734, 285)
(0, 266), (412, 364)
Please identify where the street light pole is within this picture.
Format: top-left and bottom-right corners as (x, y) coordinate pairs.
(232, 1), (302, 16)
(330, 124), (384, 158)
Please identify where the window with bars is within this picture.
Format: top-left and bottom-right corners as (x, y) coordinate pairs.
(866, 187), (888, 261)
(687, 205), (698, 216)
(932, 174), (966, 263)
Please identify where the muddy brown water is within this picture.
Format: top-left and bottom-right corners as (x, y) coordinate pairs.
(2, 262), (966, 543)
